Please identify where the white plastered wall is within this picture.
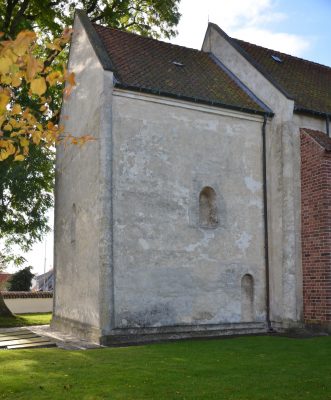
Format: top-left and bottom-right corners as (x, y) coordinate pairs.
(111, 90), (267, 328)
(53, 14), (113, 340)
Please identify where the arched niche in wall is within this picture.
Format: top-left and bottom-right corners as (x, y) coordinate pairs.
(241, 274), (254, 322)
(70, 203), (76, 246)
(199, 186), (218, 228)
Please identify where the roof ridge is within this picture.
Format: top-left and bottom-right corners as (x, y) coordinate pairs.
(92, 23), (206, 55)
(233, 37), (331, 71)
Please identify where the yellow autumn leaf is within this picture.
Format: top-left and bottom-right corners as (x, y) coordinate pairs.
(12, 104), (22, 114)
(0, 141), (15, 158)
(3, 123), (12, 131)
(12, 74), (21, 87)
(30, 77), (47, 95)
(26, 55), (43, 81)
(7, 142), (16, 155)
(32, 131), (41, 145)
(26, 112), (37, 125)
(13, 129), (25, 136)
(14, 154), (25, 161)
(9, 118), (20, 128)
(0, 57), (12, 74)
(46, 42), (62, 52)
(46, 71), (62, 86)
(0, 91), (10, 114)
(0, 150), (10, 161)
(20, 137), (29, 147)
(1, 75), (11, 84)
(2, 48), (18, 64)
(12, 30), (36, 56)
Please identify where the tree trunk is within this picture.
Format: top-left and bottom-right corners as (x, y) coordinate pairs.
(0, 292), (13, 316)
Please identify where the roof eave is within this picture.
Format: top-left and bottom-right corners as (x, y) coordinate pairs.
(294, 105), (331, 119)
(114, 82), (272, 117)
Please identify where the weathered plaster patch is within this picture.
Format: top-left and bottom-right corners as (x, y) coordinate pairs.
(235, 232), (252, 251)
(244, 176), (261, 193)
(118, 303), (177, 327)
(138, 238), (150, 250)
(184, 230), (215, 252)
(248, 198), (263, 209)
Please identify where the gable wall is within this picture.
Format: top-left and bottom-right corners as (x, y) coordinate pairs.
(53, 15), (114, 341)
(202, 26), (294, 121)
(110, 90), (267, 331)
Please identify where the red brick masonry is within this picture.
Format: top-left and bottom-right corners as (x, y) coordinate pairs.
(1, 291), (53, 299)
(300, 128), (331, 329)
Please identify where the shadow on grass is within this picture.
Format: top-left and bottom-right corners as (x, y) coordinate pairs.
(0, 313), (52, 328)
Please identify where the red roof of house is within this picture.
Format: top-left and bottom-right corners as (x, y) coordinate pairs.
(92, 23), (267, 115)
(0, 273), (11, 284)
(301, 128), (331, 151)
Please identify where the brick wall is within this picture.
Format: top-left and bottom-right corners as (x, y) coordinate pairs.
(300, 129), (331, 330)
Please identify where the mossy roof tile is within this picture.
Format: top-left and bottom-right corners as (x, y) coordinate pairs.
(93, 24), (266, 114)
(233, 38), (331, 115)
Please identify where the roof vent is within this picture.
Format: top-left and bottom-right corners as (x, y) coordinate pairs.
(172, 61), (184, 67)
(271, 55), (283, 63)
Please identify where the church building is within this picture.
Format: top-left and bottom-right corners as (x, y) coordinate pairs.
(52, 10), (331, 344)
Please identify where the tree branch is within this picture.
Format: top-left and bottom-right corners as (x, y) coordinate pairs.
(90, 13), (105, 23)
(9, 0), (31, 36)
(49, 0), (62, 6)
(3, 0), (14, 34)
(86, 0), (98, 14)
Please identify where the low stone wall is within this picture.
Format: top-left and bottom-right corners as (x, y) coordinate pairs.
(2, 291), (53, 314)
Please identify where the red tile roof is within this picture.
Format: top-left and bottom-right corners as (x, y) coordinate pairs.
(92, 24), (267, 115)
(232, 38), (331, 116)
(0, 273), (11, 284)
(301, 128), (331, 151)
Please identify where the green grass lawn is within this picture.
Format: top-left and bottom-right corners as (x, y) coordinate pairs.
(0, 336), (330, 400)
(0, 312), (52, 328)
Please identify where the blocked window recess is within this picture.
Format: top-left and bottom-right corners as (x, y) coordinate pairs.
(71, 203), (77, 246)
(199, 186), (218, 228)
(241, 274), (254, 322)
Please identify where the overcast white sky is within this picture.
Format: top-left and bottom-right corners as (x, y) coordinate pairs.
(14, 0), (331, 277)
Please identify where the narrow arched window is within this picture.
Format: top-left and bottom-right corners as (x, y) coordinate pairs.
(241, 274), (254, 322)
(71, 203), (76, 246)
(199, 186), (218, 228)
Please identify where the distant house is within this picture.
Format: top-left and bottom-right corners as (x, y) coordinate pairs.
(0, 273), (12, 291)
(33, 270), (54, 292)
